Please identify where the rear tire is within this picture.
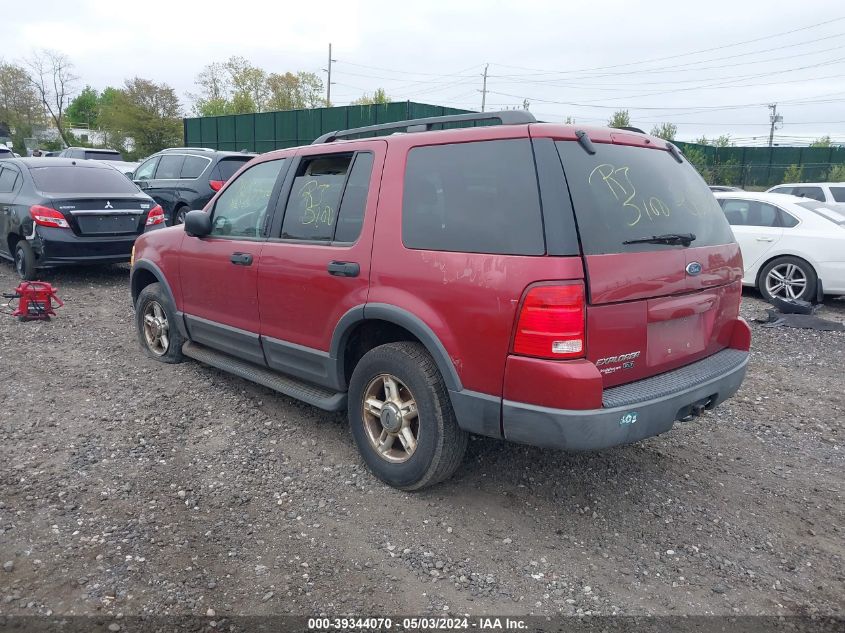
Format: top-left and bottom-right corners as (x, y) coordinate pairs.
(135, 282), (184, 363)
(14, 241), (36, 281)
(174, 205), (189, 225)
(347, 342), (468, 491)
(758, 256), (817, 303)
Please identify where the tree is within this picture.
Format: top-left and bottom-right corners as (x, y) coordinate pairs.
(66, 85), (100, 128)
(295, 72), (325, 109)
(825, 164), (845, 180)
(0, 60), (42, 128)
(696, 134), (732, 147)
(783, 164), (803, 183)
(224, 56), (268, 112)
(351, 88), (391, 106)
(684, 146), (713, 183)
(649, 122), (677, 141)
(266, 71), (325, 111)
(810, 135), (831, 148)
(607, 110), (630, 128)
(100, 77), (182, 158)
(24, 49), (78, 146)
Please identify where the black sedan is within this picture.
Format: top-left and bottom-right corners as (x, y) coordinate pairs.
(0, 158), (164, 279)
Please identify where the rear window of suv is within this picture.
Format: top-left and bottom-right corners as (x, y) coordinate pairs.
(402, 139), (545, 255)
(83, 150), (123, 161)
(31, 166), (140, 194)
(556, 141), (735, 254)
(214, 157), (252, 181)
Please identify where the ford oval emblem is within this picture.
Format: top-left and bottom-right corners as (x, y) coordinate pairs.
(686, 262), (702, 276)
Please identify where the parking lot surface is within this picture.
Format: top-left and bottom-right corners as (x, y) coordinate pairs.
(0, 263), (842, 618)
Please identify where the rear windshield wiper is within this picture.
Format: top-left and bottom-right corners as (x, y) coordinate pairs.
(623, 232), (696, 246)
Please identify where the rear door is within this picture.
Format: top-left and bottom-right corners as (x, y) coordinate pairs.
(553, 132), (742, 386)
(0, 164), (22, 256)
(718, 197), (783, 272)
(179, 156), (289, 365)
(256, 141), (385, 384)
(147, 153), (185, 220)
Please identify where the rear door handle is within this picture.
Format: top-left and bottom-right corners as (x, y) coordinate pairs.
(327, 261), (360, 277)
(756, 237), (775, 242)
(230, 252), (253, 266)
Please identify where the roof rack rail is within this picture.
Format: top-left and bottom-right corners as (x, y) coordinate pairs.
(313, 110), (537, 144)
(610, 126), (647, 134)
(162, 146), (216, 152)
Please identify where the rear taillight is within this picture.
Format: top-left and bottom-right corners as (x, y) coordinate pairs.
(29, 205), (69, 229)
(513, 283), (585, 359)
(209, 180), (224, 192)
(145, 205), (165, 226)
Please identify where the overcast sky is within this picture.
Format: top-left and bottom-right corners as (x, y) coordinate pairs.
(3, 0), (844, 145)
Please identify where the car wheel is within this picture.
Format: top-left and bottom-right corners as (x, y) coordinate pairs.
(348, 342), (468, 490)
(14, 241), (36, 280)
(174, 206), (189, 225)
(758, 256), (817, 303)
(135, 282), (184, 363)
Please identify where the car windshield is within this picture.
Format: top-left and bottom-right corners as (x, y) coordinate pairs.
(30, 166), (140, 194)
(796, 201), (845, 226)
(557, 141), (735, 254)
(85, 151), (123, 161)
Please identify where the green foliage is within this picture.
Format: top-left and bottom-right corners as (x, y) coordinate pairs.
(0, 60), (43, 130)
(684, 146), (713, 183)
(100, 77), (182, 159)
(649, 122), (677, 141)
(192, 58), (325, 115)
(824, 164), (845, 181)
(696, 134), (732, 147)
(607, 110), (630, 128)
(66, 85), (100, 127)
(810, 135), (831, 148)
(351, 88), (391, 106)
(712, 158), (742, 186)
(783, 164), (803, 183)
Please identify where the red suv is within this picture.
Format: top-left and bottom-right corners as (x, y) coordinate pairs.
(130, 111), (751, 490)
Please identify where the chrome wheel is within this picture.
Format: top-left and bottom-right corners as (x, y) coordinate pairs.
(765, 263), (807, 300)
(362, 374), (419, 463)
(175, 207), (188, 225)
(142, 300), (170, 356)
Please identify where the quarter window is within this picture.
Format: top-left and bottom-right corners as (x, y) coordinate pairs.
(830, 187), (845, 203)
(402, 139), (545, 255)
(210, 159), (286, 238)
(0, 167), (18, 192)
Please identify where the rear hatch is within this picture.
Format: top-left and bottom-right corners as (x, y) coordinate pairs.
(555, 133), (743, 387)
(30, 163), (153, 237)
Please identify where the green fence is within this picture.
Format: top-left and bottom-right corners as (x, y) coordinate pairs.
(674, 141), (845, 188)
(183, 102), (472, 152)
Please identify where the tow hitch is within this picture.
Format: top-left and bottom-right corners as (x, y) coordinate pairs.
(679, 397), (714, 422)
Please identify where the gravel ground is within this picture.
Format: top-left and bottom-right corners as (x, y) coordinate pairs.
(0, 262), (842, 620)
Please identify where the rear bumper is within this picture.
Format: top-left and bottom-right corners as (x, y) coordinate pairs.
(502, 348), (749, 451)
(32, 226), (140, 265)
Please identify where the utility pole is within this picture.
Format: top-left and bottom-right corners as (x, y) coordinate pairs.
(481, 64), (489, 112)
(768, 103), (782, 147)
(324, 43), (336, 107)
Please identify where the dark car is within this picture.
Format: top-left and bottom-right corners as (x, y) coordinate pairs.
(131, 111), (750, 490)
(0, 158), (164, 279)
(132, 148), (255, 225)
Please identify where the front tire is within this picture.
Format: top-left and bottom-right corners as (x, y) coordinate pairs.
(348, 342), (468, 491)
(14, 241), (36, 280)
(758, 256), (817, 303)
(135, 282), (184, 363)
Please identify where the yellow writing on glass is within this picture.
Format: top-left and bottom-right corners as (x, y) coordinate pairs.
(298, 180), (335, 228)
(588, 163), (670, 227)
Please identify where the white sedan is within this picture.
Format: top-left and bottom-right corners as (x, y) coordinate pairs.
(714, 191), (845, 301)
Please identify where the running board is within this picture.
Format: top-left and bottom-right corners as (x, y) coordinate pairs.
(182, 342), (347, 411)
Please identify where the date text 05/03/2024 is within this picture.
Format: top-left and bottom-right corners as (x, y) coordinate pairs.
(307, 616), (528, 630)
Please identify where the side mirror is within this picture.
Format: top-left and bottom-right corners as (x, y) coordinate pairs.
(184, 210), (212, 237)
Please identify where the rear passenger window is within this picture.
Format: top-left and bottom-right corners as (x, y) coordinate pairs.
(779, 210), (799, 228)
(281, 153), (353, 241)
(831, 187), (845, 203)
(181, 155), (209, 179)
(155, 154), (184, 179)
(402, 139), (544, 255)
(335, 153), (374, 243)
(793, 186), (824, 202)
(720, 199), (781, 227)
(0, 167), (18, 192)
(769, 186), (793, 196)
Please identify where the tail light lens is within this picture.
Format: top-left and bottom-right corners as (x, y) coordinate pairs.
(145, 205), (165, 226)
(30, 205), (69, 229)
(513, 283), (585, 359)
(209, 180), (224, 192)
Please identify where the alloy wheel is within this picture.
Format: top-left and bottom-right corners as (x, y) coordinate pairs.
(765, 263), (807, 300)
(361, 373), (419, 463)
(142, 300), (170, 356)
